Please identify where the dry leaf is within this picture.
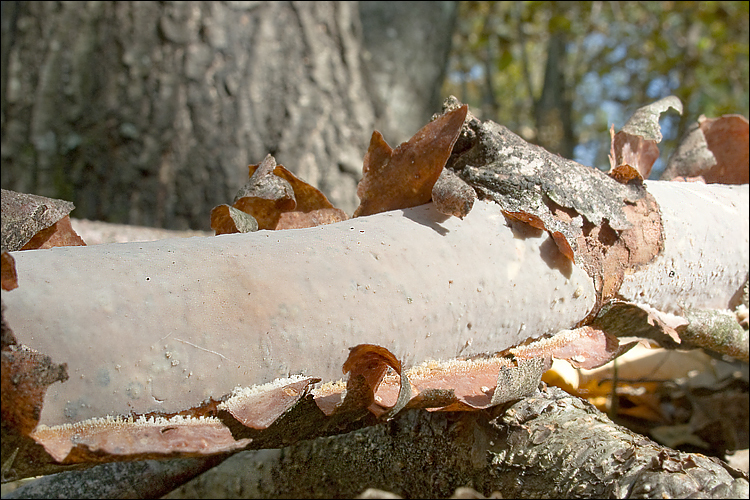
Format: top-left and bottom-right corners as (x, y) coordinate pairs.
(353, 105), (468, 217)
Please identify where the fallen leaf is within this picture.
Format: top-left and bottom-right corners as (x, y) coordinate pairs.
(353, 105), (468, 217)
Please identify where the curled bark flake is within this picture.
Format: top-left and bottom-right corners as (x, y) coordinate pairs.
(210, 205), (259, 235)
(663, 114), (749, 184)
(609, 162), (644, 184)
(341, 344), (411, 419)
(2, 306), (68, 436)
(1, 190), (85, 251)
(551, 231), (575, 262)
(1, 252), (18, 292)
(574, 191), (664, 309)
(443, 97), (664, 310)
(231, 155), (297, 230)
(217, 154), (346, 232)
(621, 95), (683, 143)
(335, 347), (550, 418)
(510, 326), (635, 370)
(275, 208), (349, 229)
(490, 356), (549, 406)
(31, 415), (251, 464)
(449, 117), (645, 234)
(501, 210), (546, 230)
(678, 309), (749, 361)
(218, 376), (319, 430)
(590, 301), (687, 349)
(431, 166), (476, 218)
(608, 96), (682, 179)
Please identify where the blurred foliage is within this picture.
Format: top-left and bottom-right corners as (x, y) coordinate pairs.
(443, 1), (749, 175)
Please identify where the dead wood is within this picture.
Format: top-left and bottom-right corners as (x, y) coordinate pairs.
(164, 384), (748, 499)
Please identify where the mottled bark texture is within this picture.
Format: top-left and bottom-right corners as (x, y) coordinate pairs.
(7, 388), (745, 498)
(1, 2), (454, 229)
(2, 454), (230, 499)
(157, 385), (746, 499)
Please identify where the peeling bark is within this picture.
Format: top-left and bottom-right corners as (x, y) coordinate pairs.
(161, 385), (746, 499)
(2, 199), (596, 428)
(7, 387), (747, 499)
(1, 101), (747, 485)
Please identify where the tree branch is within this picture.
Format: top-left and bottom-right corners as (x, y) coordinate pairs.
(15, 385), (743, 499)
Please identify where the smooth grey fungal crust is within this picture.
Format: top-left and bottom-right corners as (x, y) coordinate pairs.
(3, 199), (595, 426)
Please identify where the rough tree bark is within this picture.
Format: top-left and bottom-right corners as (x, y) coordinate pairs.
(6, 386), (748, 498)
(0, 1), (454, 229)
(164, 385), (749, 499)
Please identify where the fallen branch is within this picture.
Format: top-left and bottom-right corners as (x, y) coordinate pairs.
(15, 385), (746, 499)
(1, 98), (747, 482)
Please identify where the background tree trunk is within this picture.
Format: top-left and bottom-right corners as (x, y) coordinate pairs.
(533, 30), (575, 158)
(0, 1), (455, 230)
(358, 1), (458, 144)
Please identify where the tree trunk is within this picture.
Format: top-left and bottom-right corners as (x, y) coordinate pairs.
(1, 1), (454, 230)
(534, 31), (575, 159)
(358, 1), (458, 144)
(2, 101), (747, 487)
